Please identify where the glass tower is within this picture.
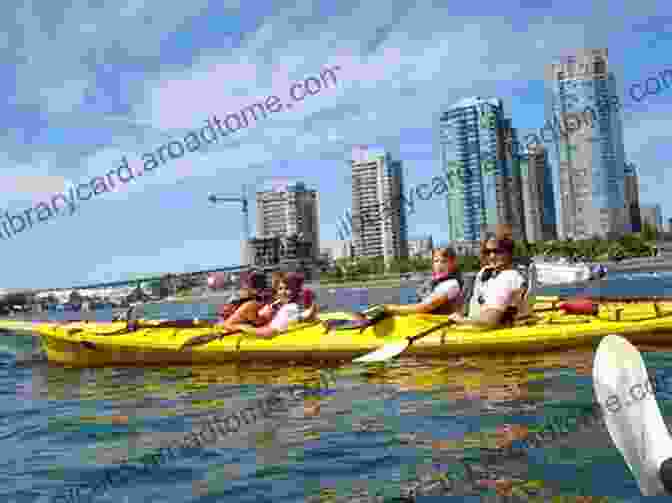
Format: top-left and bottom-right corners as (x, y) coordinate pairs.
(437, 97), (507, 242)
(545, 49), (628, 239)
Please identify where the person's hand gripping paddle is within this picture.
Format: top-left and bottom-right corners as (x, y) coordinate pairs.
(593, 334), (672, 495)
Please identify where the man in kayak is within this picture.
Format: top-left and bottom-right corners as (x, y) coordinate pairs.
(230, 272), (318, 338)
(381, 247), (464, 316)
(448, 237), (528, 328)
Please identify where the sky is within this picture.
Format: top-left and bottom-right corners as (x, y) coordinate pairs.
(2, 0), (671, 289)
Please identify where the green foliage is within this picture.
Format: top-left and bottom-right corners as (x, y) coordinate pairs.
(320, 232), (654, 284)
(457, 255), (481, 272)
(519, 233), (654, 261)
(641, 222), (658, 242)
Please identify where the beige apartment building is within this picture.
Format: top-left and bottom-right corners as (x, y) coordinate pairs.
(350, 146), (408, 263)
(255, 182), (320, 260)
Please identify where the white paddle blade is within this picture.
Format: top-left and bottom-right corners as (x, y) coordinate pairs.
(593, 334), (672, 496)
(352, 340), (409, 363)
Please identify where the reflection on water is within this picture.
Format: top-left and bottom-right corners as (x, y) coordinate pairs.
(14, 346), (616, 500)
(6, 275), (672, 501)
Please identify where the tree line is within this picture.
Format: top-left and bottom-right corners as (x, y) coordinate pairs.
(320, 226), (660, 282)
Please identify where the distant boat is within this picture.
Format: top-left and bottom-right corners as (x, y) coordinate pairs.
(532, 257), (607, 286)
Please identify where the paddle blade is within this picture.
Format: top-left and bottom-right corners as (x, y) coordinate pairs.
(352, 340), (409, 363)
(180, 333), (220, 350)
(593, 334), (672, 495)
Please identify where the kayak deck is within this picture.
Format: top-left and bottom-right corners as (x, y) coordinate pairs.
(2, 303), (672, 367)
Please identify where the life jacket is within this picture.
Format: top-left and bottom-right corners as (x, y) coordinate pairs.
(416, 271), (464, 315)
(301, 288), (314, 308)
(216, 290), (270, 326)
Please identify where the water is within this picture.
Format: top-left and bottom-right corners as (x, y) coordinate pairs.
(3, 275), (672, 501)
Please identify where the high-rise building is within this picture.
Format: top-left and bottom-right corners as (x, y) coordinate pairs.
(545, 49), (628, 239)
(350, 146), (408, 262)
(519, 144), (558, 242)
(408, 235), (433, 258)
(640, 204), (663, 232)
(437, 97), (521, 242)
(498, 118), (526, 240)
(624, 161), (642, 233)
(335, 208), (354, 241)
(320, 239), (354, 261)
(256, 182), (320, 260)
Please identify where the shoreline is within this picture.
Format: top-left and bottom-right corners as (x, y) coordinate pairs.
(4, 263), (672, 323)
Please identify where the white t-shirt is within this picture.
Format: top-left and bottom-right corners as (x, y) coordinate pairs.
(269, 303), (300, 331)
(422, 279), (462, 305)
(481, 270), (526, 309)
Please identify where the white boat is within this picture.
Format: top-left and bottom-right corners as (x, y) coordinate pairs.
(531, 256), (606, 286)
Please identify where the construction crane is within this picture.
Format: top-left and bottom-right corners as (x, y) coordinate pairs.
(207, 184), (251, 265)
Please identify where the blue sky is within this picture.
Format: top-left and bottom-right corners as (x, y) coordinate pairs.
(2, 0), (671, 289)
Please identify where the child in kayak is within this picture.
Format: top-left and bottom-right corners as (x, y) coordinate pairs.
(259, 271), (318, 323)
(230, 272), (318, 338)
(449, 237), (528, 328)
(381, 247), (464, 316)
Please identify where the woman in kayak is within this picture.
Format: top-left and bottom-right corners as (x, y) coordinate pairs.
(381, 247), (464, 316)
(449, 237), (528, 328)
(217, 271), (268, 330)
(230, 272), (318, 338)
(465, 232), (497, 320)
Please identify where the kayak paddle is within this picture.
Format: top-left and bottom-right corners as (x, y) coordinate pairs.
(179, 329), (240, 350)
(352, 319), (454, 363)
(593, 334), (672, 495)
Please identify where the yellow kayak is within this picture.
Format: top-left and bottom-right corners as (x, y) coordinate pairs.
(1, 301), (672, 367)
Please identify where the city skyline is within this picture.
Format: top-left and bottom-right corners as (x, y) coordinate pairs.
(1, 1), (669, 288)
(242, 55), (655, 265)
